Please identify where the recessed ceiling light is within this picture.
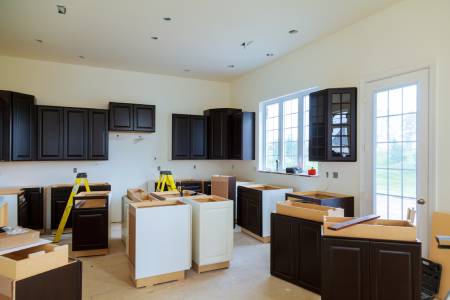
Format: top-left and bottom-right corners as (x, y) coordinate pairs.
(35, 39), (43, 43)
(288, 29), (299, 34)
(227, 65), (235, 68)
(78, 55), (85, 59)
(57, 5), (66, 15)
(266, 53), (274, 57)
(151, 36), (159, 40)
(163, 17), (172, 21)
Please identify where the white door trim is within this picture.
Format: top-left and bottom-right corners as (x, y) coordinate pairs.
(359, 63), (436, 254)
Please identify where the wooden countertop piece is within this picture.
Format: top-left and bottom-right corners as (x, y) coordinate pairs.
(0, 188), (23, 195)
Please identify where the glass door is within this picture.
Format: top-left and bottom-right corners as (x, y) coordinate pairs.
(364, 68), (429, 250)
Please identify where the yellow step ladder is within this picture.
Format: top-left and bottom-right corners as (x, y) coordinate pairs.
(53, 173), (91, 243)
(156, 171), (177, 192)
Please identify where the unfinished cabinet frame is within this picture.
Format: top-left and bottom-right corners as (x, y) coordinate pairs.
(183, 195), (233, 273)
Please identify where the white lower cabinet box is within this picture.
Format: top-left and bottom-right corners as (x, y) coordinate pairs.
(0, 244), (69, 280)
(128, 200), (191, 288)
(183, 195), (233, 273)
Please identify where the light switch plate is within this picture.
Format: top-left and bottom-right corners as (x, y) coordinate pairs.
(333, 172), (339, 178)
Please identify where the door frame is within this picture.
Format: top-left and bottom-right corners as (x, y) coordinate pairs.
(359, 63), (436, 255)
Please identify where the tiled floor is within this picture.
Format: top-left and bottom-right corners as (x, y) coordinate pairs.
(53, 224), (320, 300)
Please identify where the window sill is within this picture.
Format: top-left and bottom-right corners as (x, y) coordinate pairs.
(257, 170), (319, 177)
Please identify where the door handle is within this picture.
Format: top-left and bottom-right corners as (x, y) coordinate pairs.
(417, 198), (426, 205)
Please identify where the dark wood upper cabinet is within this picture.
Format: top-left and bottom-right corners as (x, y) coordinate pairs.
(230, 111), (255, 160)
(172, 114), (191, 160)
(133, 104), (155, 132)
(37, 106), (64, 160)
(64, 108), (88, 160)
(0, 91), (36, 161)
(190, 115), (207, 159)
(109, 102), (155, 132)
(204, 108), (242, 159)
(309, 88), (357, 162)
(172, 114), (207, 160)
(109, 102), (133, 131)
(88, 109), (109, 160)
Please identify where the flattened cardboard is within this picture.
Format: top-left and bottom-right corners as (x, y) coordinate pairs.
(0, 230), (40, 251)
(323, 216), (417, 241)
(276, 201), (344, 223)
(429, 212), (450, 300)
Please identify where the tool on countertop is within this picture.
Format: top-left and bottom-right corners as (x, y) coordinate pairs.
(327, 214), (380, 231)
(436, 235), (450, 249)
(53, 173), (91, 243)
(156, 171), (178, 192)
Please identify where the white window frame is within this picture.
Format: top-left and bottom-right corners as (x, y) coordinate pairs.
(260, 88), (317, 172)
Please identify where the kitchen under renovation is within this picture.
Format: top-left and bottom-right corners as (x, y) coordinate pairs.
(0, 1), (449, 299)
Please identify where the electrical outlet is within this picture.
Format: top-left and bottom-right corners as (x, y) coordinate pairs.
(157, 166), (161, 171)
(232, 165), (234, 170)
(73, 168), (77, 174)
(326, 171), (329, 178)
(333, 172), (339, 179)
(193, 164), (197, 169)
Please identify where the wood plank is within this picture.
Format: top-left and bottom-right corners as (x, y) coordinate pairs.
(327, 214), (380, 231)
(241, 228), (270, 243)
(192, 261), (229, 273)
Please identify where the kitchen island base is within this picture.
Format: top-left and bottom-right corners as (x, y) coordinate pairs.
(131, 269), (185, 288)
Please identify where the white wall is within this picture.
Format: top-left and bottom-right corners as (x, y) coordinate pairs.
(230, 0), (450, 214)
(0, 56), (231, 222)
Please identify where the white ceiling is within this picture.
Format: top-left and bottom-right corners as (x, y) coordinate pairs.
(0, 0), (400, 81)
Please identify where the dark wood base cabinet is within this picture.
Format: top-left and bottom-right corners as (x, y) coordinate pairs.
(321, 237), (421, 300)
(1, 260), (82, 300)
(285, 192), (354, 217)
(72, 208), (108, 252)
(270, 213), (322, 294)
(50, 183), (111, 229)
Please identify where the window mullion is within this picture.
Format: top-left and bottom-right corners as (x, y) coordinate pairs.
(298, 94), (304, 168)
(278, 99), (284, 171)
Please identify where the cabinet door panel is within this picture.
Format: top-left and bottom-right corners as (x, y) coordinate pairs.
(64, 108), (88, 160)
(172, 114), (190, 159)
(370, 241), (421, 300)
(88, 109), (108, 160)
(38, 106), (64, 160)
(109, 102), (133, 131)
(246, 197), (262, 236)
(133, 104), (155, 132)
(72, 209), (108, 251)
(209, 110), (224, 159)
(271, 214), (297, 281)
(12, 93), (36, 160)
(298, 221), (322, 292)
(309, 91), (328, 161)
(190, 115), (207, 159)
(322, 238), (370, 300)
(24, 187), (44, 230)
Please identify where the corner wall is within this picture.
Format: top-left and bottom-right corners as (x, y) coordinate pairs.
(230, 0), (450, 214)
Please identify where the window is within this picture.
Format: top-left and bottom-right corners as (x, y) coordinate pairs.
(260, 90), (318, 173)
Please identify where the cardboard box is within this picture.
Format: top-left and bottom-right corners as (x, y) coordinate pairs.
(323, 216), (417, 242)
(127, 188), (152, 202)
(0, 201), (7, 227)
(0, 229), (40, 251)
(211, 175), (236, 200)
(0, 259), (81, 300)
(276, 201), (344, 223)
(0, 244), (68, 280)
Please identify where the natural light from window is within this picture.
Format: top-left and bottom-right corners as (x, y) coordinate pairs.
(260, 90), (318, 174)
